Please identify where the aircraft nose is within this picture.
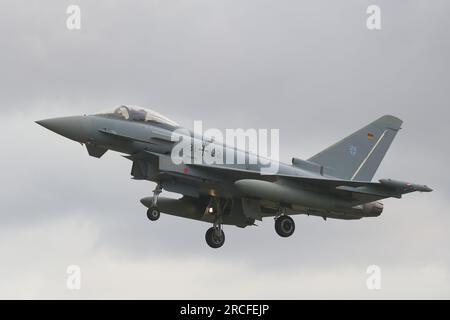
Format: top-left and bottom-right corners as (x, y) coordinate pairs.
(36, 116), (91, 142)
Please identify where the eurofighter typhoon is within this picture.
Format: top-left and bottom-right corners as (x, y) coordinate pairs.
(36, 106), (432, 248)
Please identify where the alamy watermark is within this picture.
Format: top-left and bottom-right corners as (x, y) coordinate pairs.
(366, 5), (381, 30)
(66, 265), (81, 290)
(170, 121), (280, 175)
(66, 5), (81, 30)
(366, 265), (381, 290)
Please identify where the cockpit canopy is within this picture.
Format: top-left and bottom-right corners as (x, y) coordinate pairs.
(96, 105), (179, 128)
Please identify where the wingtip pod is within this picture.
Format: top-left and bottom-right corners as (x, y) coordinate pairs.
(379, 179), (433, 192)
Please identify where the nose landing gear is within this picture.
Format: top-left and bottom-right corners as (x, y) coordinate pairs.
(147, 207), (160, 221)
(146, 183), (162, 221)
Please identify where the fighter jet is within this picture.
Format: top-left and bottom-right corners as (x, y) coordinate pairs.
(36, 105), (432, 248)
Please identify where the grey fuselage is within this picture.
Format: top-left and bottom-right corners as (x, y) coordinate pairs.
(37, 114), (383, 226)
(37, 109), (434, 229)
(79, 114), (325, 189)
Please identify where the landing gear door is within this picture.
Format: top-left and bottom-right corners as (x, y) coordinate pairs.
(241, 198), (263, 221)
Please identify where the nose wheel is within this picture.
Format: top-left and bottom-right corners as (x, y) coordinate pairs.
(275, 215), (295, 237)
(147, 207), (160, 221)
(146, 183), (162, 222)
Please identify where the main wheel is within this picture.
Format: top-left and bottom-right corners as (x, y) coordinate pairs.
(275, 215), (295, 237)
(205, 227), (225, 248)
(147, 206), (160, 221)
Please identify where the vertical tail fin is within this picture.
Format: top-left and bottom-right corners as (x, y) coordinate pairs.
(308, 115), (403, 181)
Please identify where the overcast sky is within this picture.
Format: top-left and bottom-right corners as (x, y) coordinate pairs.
(1, 0), (449, 299)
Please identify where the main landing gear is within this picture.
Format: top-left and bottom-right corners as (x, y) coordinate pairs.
(205, 198), (227, 249)
(274, 212), (295, 237)
(205, 226), (225, 248)
(147, 183), (162, 221)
